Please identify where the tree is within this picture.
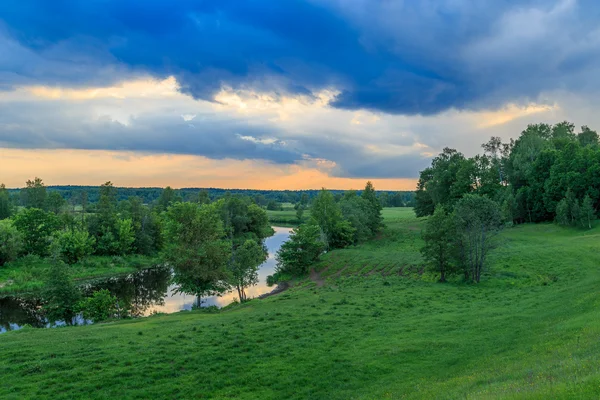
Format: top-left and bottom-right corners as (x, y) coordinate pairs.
(198, 190), (211, 205)
(12, 208), (60, 256)
(295, 203), (305, 222)
(362, 181), (383, 234)
(117, 218), (135, 255)
(339, 195), (373, 244)
(275, 223), (325, 277)
(555, 189), (581, 227)
(46, 191), (66, 214)
(22, 177), (47, 209)
(157, 186), (180, 211)
(42, 261), (81, 324)
(228, 239), (267, 302)
(266, 200), (281, 211)
(0, 220), (23, 266)
(421, 206), (456, 282)
(55, 229), (95, 264)
(0, 184), (11, 220)
(454, 195), (502, 283)
(580, 195), (596, 229)
(122, 197), (163, 255)
(311, 188), (355, 249)
(164, 203), (232, 302)
(578, 126), (599, 147)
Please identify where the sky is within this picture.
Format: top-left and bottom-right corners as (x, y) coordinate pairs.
(2, 0), (600, 190)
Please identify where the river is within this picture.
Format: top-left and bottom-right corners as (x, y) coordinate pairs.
(0, 226), (291, 333)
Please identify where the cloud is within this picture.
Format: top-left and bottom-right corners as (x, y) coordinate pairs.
(2, 0), (600, 115)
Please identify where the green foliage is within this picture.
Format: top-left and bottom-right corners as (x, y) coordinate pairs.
(266, 200), (282, 211)
(76, 289), (118, 323)
(117, 218), (135, 255)
(42, 261), (81, 323)
(12, 208), (60, 257)
(311, 189), (355, 249)
(580, 195), (596, 229)
(0, 219), (23, 266)
(228, 239), (267, 302)
(55, 229), (95, 264)
(454, 195), (502, 283)
(555, 189), (581, 227)
(421, 206), (456, 282)
(361, 181), (383, 233)
(164, 202), (232, 298)
(0, 183), (12, 220)
(21, 177), (48, 210)
(157, 186), (181, 211)
(46, 191), (66, 214)
(275, 223), (325, 276)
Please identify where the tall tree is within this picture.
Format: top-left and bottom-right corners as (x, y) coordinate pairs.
(311, 189), (354, 249)
(361, 181), (383, 234)
(22, 177), (47, 209)
(580, 195), (596, 229)
(421, 206), (456, 282)
(46, 191), (66, 214)
(229, 239), (267, 302)
(12, 208), (60, 257)
(454, 195), (502, 283)
(164, 203), (232, 303)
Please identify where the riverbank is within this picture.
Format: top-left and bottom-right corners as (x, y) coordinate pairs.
(0, 255), (161, 296)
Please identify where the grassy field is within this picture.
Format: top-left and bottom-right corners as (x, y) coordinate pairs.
(266, 206), (311, 226)
(0, 255), (160, 296)
(2, 208), (600, 399)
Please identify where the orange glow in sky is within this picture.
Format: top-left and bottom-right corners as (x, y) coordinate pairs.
(0, 148), (417, 191)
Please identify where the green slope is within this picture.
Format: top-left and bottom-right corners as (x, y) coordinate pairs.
(2, 208), (600, 399)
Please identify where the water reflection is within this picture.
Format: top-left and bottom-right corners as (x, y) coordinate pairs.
(0, 227), (291, 332)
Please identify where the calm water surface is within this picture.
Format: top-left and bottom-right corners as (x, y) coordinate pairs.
(0, 227), (291, 333)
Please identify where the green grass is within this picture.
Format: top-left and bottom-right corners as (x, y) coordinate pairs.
(266, 209), (311, 226)
(2, 208), (600, 398)
(0, 255), (160, 296)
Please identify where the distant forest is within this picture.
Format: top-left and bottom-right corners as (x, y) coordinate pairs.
(5, 186), (415, 208)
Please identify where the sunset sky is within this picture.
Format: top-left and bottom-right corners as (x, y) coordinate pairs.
(2, 0), (600, 190)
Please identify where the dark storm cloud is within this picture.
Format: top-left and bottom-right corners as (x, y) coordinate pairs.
(3, 0), (600, 115)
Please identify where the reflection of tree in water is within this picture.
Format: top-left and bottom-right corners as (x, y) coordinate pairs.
(84, 268), (171, 317)
(0, 297), (46, 331)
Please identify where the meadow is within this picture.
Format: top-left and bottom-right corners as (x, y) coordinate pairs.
(2, 208), (600, 399)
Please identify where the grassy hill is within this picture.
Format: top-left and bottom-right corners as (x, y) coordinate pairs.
(2, 208), (600, 399)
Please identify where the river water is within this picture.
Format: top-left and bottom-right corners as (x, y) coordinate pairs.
(0, 226), (291, 333)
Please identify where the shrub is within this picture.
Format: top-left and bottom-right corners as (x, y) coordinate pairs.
(55, 229), (95, 264)
(77, 289), (118, 323)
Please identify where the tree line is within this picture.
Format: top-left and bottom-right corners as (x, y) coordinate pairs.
(417, 122), (599, 283)
(1, 184), (414, 211)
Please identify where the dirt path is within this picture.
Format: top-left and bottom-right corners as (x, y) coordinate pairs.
(258, 282), (289, 299)
(309, 268), (326, 287)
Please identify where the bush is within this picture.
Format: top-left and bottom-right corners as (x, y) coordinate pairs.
(77, 289), (118, 323)
(55, 229), (95, 264)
